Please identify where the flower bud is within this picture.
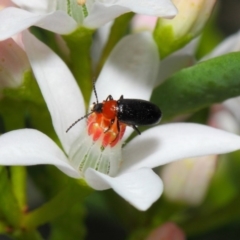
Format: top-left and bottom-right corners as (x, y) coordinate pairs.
(161, 155), (217, 206)
(0, 38), (29, 90)
(154, 0), (216, 58)
(146, 222), (185, 240)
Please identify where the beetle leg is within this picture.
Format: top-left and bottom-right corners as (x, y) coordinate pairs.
(132, 125), (141, 135)
(106, 95), (113, 101)
(117, 119), (120, 133)
(104, 118), (115, 133)
(112, 120), (120, 142)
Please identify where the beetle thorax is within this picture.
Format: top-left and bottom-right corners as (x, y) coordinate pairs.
(102, 100), (118, 119)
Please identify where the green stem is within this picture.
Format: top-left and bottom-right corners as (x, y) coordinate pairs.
(63, 27), (95, 105)
(95, 12), (134, 76)
(10, 166), (27, 211)
(23, 180), (92, 229)
(0, 167), (22, 228)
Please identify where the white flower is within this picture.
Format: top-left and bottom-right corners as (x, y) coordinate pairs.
(1, 31), (240, 211)
(169, 0), (216, 39)
(0, 0), (78, 41)
(84, 0), (178, 28)
(0, 0), (177, 41)
(161, 155), (217, 206)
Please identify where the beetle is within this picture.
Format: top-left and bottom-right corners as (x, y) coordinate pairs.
(66, 84), (162, 136)
(90, 95), (161, 135)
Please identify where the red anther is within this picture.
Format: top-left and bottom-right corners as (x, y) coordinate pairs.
(87, 112), (126, 147)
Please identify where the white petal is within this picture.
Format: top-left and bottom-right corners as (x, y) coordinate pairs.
(90, 32), (159, 138)
(223, 96), (240, 123)
(121, 123), (240, 173)
(131, 15), (158, 32)
(93, 32), (159, 100)
(209, 108), (240, 134)
(23, 31), (85, 154)
(84, 3), (128, 28)
(161, 155), (217, 206)
(11, 0), (56, 13)
(104, 0), (177, 17)
(84, 0), (177, 28)
(85, 168), (163, 210)
(0, 129), (80, 178)
(0, 7), (77, 40)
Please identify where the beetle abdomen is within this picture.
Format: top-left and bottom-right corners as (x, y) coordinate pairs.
(117, 99), (161, 126)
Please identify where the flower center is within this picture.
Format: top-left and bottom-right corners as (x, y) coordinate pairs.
(68, 112), (127, 177)
(87, 112), (126, 148)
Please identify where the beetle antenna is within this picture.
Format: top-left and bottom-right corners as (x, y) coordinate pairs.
(93, 79), (99, 104)
(66, 112), (93, 133)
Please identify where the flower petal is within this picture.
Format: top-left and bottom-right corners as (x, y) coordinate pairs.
(223, 96), (240, 123)
(121, 123), (240, 173)
(11, 0), (56, 13)
(93, 32), (159, 101)
(22, 31), (85, 154)
(84, 0), (177, 28)
(0, 0), (16, 8)
(105, 0), (177, 17)
(0, 7), (77, 40)
(0, 129), (80, 178)
(91, 32), (159, 138)
(84, 3), (128, 28)
(161, 155), (217, 206)
(85, 167), (163, 210)
(0, 38), (29, 88)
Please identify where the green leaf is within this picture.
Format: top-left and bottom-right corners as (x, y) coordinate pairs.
(27, 165), (71, 199)
(204, 156), (238, 210)
(11, 230), (44, 240)
(26, 166), (90, 239)
(152, 52), (240, 121)
(3, 71), (45, 106)
(180, 194), (240, 237)
(1, 71), (57, 141)
(0, 98), (25, 132)
(0, 167), (22, 228)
